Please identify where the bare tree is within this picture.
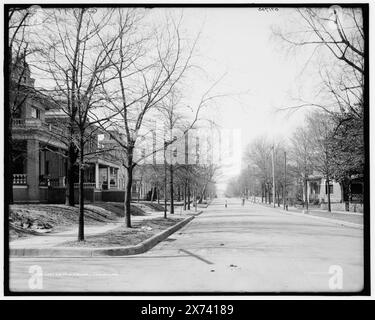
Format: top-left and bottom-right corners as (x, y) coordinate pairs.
(289, 127), (313, 210)
(274, 7), (365, 205)
(306, 111), (336, 212)
(158, 91), (183, 215)
(195, 163), (218, 204)
(244, 137), (272, 204)
(98, 10), (201, 227)
(275, 8), (364, 124)
(33, 8), (124, 240)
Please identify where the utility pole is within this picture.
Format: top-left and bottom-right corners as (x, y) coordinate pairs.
(272, 145), (275, 208)
(247, 164), (251, 200)
(283, 151), (286, 210)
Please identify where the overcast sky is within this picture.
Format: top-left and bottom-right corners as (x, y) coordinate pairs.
(28, 6), (330, 183)
(179, 7), (320, 149)
(159, 6), (326, 186)
(30, 6), (322, 151)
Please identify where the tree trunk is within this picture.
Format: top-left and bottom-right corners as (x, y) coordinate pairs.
(348, 181), (352, 207)
(163, 147), (168, 218)
(326, 176), (331, 212)
(65, 143), (76, 206)
(264, 184), (266, 203)
(137, 180), (141, 202)
(151, 186), (155, 203)
(187, 183), (191, 210)
(194, 188), (198, 212)
(304, 177), (309, 211)
(169, 163), (174, 214)
(124, 165), (133, 227)
(199, 184), (207, 204)
(78, 137), (84, 241)
(163, 183), (167, 218)
(183, 182), (187, 210)
(268, 185), (271, 204)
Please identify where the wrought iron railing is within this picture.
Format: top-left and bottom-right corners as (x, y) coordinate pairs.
(13, 174), (27, 185)
(49, 177), (66, 187)
(39, 175), (50, 186)
(12, 118), (26, 126)
(74, 182), (96, 188)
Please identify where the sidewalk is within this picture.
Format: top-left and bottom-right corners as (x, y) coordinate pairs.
(10, 209), (203, 257)
(283, 206), (363, 225)
(296, 207), (362, 216)
(250, 201), (363, 227)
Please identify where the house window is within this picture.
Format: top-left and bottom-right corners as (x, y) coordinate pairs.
(325, 184), (333, 194)
(351, 183), (362, 194)
(31, 107), (40, 119)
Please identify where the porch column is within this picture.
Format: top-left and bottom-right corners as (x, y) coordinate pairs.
(107, 166), (111, 188)
(116, 168), (119, 189)
(95, 162), (100, 189)
(40, 149), (45, 175)
(27, 139), (40, 200)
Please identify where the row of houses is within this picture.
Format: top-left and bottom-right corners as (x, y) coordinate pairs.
(10, 58), (231, 203)
(305, 172), (363, 211)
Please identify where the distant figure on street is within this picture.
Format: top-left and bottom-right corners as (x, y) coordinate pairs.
(241, 196), (245, 206)
(225, 200), (228, 208)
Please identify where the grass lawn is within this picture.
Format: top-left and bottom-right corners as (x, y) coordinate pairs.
(9, 203), (149, 240)
(94, 202), (157, 216)
(57, 217), (183, 248)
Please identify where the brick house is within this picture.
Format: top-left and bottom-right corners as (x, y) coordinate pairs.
(10, 60), (122, 203)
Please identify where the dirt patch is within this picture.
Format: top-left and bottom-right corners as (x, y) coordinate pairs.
(8, 203), (147, 240)
(139, 202), (165, 212)
(94, 202), (149, 216)
(58, 217), (183, 248)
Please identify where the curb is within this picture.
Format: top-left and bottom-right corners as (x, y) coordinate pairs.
(10, 213), (201, 257)
(276, 207), (363, 230)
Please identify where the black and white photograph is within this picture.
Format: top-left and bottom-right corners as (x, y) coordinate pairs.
(2, 1), (370, 298)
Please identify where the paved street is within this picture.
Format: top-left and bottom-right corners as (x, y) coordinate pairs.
(9, 198), (363, 293)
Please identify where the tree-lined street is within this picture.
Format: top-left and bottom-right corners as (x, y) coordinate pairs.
(9, 198), (363, 292)
(6, 6), (367, 296)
